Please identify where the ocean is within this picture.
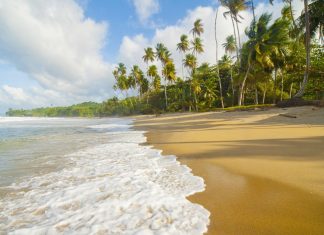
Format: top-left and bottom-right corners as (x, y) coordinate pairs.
(0, 117), (209, 234)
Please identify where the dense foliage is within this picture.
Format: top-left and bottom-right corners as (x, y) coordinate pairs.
(6, 0), (323, 117)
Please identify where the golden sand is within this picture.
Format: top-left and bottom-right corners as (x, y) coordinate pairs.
(135, 106), (324, 235)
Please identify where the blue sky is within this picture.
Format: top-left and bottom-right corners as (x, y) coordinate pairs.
(0, 0), (303, 114)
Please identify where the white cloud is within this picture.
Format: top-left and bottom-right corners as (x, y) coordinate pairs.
(0, 0), (114, 111)
(118, 1), (304, 83)
(132, 0), (160, 24)
(118, 6), (251, 81)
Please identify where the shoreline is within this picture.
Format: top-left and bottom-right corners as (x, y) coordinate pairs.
(134, 106), (324, 234)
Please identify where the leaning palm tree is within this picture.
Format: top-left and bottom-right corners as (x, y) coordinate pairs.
(294, 0), (322, 98)
(177, 34), (190, 80)
(238, 13), (290, 106)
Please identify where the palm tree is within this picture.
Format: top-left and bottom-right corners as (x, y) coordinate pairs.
(113, 63), (128, 97)
(184, 54), (198, 111)
(191, 37), (204, 56)
(190, 19), (204, 38)
(155, 43), (172, 109)
(152, 75), (161, 92)
(215, 8), (225, 108)
(130, 65), (144, 98)
(162, 60), (177, 109)
(177, 34), (190, 80)
(222, 35), (236, 104)
(147, 65), (158, 81)
(222, 35), (237, 55)
(238, 13), (290, 106)
(142, 47), (155, 66)
(220, 0), (247, 55)
(295, 0), (322, 97)
(220, 55), (235, 105)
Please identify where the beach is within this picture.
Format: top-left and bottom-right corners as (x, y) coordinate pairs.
(135, 106), (324, 234)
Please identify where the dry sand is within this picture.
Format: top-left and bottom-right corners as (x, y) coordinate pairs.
(134, 106), (324, 235)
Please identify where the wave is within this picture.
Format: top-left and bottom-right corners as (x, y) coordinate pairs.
(0, 121), (210, 234)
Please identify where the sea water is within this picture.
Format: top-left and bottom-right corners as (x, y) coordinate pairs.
(0, 117), (209, 234)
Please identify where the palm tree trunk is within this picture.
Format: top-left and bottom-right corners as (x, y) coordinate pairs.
(262, 84), (267, 104)
(164, 78), (168, 110)
(255, 86), (259, 105)
(294, 0), (310, 98)
(273, 68), (277, 104)
(235, 19), (241, 50)
(288, 0), (298, 30)
(194, 92), (198, 111)
(289, 82), (293, 98)
(280, 74), (284, 101)
(215, 8), (224, 108)
(230, 66), (235, 106)
(189, 79), (192, 112)
(238, 63), (251, 106)
(230, 13), (239, 64)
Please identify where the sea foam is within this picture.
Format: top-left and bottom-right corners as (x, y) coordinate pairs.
(0, 119), (210, 234)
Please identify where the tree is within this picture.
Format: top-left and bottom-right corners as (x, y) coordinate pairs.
(222, 36), (236, 103)
(155, 43), (172, 109)
(177, 34), (190, 80)
(162, 60), (177, 109)
(295, 0), (323, 97)
(191, 37), (204, 56)
(238, 13), (290, 106)
(220, 0), (247, 61)
(113, 63), (128, 97)
(143, 47), (155, 66)
(130, 65), (144, 98)
(190, 19), (204, 38)
(184, 54), (198, 110)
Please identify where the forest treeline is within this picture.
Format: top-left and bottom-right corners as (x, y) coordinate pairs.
(6, 0), (324, 117)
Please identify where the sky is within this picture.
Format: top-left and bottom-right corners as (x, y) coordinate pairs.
(0, 0), (304, 114)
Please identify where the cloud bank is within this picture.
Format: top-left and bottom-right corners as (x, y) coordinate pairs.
(0, 0), (113, 112)
(132, 0), (160, 24)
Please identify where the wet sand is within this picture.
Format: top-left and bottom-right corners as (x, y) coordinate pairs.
(134, 106), (324, 234)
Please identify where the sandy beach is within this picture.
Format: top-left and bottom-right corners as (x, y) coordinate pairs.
(135, 106), (324, 235)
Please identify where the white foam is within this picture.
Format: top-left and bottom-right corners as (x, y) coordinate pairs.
(0, 120), (210, 234)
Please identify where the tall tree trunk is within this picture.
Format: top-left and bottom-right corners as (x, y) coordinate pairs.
(230, 13), (239, 64)
(164, 78), (168, 110)
(289, 82), (293, 98)
(280, 74), (284, 101)
(255, 86), (259, 105)
(230, 66), (235, 106)
(235, 19), (241, 50)
(273, 68), (277, 104)
(238, 63), (251, 106)
(194, 92), (198, 111)
(294, 0), (310, 98)
(262, 84), (267, 104)
(288, 0), (298, 30)
(251, 0), (256, 24)
(189, 79), (192, 112)
(215, 8), (224, 108)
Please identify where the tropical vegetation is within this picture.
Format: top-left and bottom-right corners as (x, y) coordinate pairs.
(7, 0), (323, 117)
